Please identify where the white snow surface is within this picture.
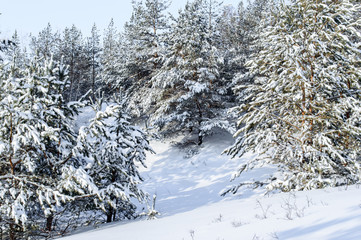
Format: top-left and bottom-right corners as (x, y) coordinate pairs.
(61, 131), (361, 240)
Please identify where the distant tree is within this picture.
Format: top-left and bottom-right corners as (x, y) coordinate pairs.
(216, 0), (278, 103)
(217, 2), (250, 72)
(0, 27), (16, 62)
(118, 0), (170, 119)
(29, 23), (60, 61)
(203, 0), (222, 41)
(85, 24), (102, 99)
(226, 0), (361, 193)
(59, 25), (89, 101)
(101, 18), (122, 96)
(0, 39), (15, 52)
(151, 0), (234, 145)
(3, 31), (27, 70)
(123, 0), (170, 81)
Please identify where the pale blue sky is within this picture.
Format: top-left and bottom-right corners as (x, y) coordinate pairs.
(0, 0), (243, 41)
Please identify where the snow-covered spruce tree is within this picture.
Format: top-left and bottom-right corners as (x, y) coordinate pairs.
(226, 0), (361, 192)
(152, 0), (234, 145)
(76, 101), (153, 222)
(0, 58), (93, 238)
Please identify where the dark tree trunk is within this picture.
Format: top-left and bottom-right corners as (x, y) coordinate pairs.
(198, 133), (203, 146)
(113, 209), (117, 222)
(106, 209), (113, 223)
(106, 171), (117, 223)
(46, 214), (53, 232)
(9, 223), (15, 240)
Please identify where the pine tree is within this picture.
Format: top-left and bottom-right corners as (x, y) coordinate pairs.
(0, 39), (15, 54)
(76, 101), (154, 222)
(226, 0), (361, 193)
(124, 0), (169, 82)
(217, 0), (278, 103)
(203, 0), (222, 40)
(120, 0), (170, 119)
(59, 25), (88, 101)
(3, 31), (27, 71)
(0, 57), (92, 238)
(101, 18), (122, 96)
(30, 23), (60, 61)
(151, 0), (233, 145)
(85, 24), (102, 99)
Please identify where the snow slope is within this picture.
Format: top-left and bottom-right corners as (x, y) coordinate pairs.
(61, 131), (361, 240)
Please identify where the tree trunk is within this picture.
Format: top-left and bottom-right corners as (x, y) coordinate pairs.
(198, 133), (203, 146)
(195, 99), (203, 146)
(9, 223), (15, 240)
(46, 214), (53, 232)
(106, 209), (113, 223)
(113, 209), (116, 222)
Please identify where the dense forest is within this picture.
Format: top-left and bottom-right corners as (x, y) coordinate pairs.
(0, 0), (360, 239)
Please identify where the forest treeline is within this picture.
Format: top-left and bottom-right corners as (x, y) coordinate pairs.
(3, 0), (269, 145)
(0, 0), (360, 239)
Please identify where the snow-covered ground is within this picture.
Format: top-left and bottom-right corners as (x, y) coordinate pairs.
(61, 131), (361, 240)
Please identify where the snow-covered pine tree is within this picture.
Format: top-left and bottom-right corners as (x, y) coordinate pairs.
(76, 100), (154, 222)
(101, 18), (123, 96)
(0, 57), (93, 238)
(217, 3), (244, 52)
(241, 0), (280, 58)
(29, 23), (60, 61)
(140, 0), (170, 71)
(123, 0), (169, 81)
(152, 0), (234, 145)
(120, 0), (170, 119)
(0, 39), (15, 53)
(226, 0), (361, 192)
(85, 24), (102, 99)
(217, 0), (278, 105)
(202, 0), (222, 42)
(3, 31), (27, 71)
(201, 0), (230, 99)
(59, 25), (88, 101)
